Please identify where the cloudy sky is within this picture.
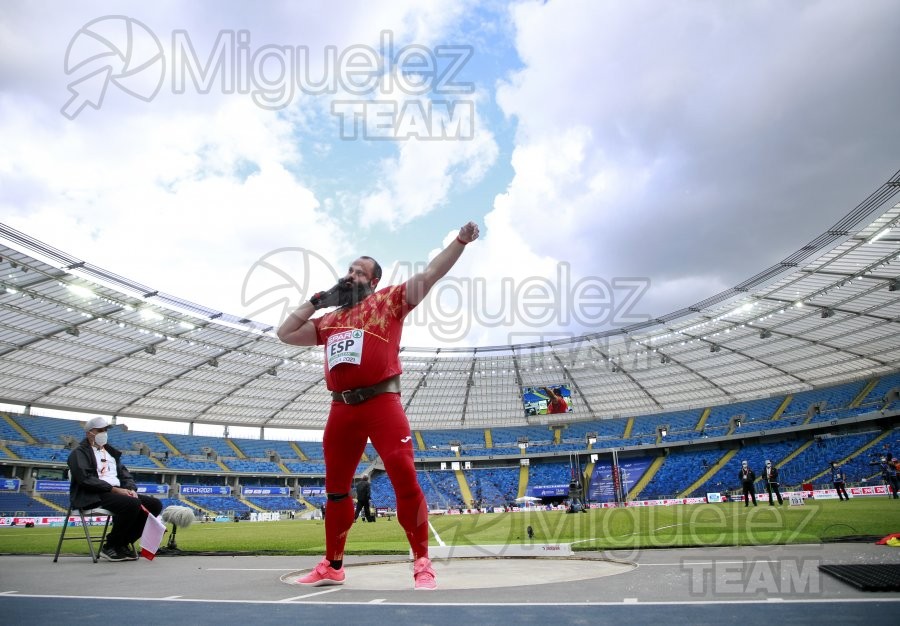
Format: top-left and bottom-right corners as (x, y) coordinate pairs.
(2, 0), (900, 350)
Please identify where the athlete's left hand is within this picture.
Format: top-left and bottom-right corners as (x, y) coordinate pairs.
(458, 221), (479, 244)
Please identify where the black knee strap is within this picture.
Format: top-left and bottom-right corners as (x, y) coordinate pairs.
(327, 492), (350, 502)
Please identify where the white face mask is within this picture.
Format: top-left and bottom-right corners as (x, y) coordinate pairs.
(93, 431), (108, 447)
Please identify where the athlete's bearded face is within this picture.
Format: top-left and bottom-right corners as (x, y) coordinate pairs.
(338, 258), (378, 306)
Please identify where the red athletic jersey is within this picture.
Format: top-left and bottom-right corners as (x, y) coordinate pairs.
(313, 283), (414, 392)
(548, 398), (568, 414)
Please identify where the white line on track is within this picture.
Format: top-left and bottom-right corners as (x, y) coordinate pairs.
(206, 568), (296, 571)
(429, 521), (445, 547)
(638, 560), (780, 567)
(279, 588), (343, 602)
(3, 594), (900, 607)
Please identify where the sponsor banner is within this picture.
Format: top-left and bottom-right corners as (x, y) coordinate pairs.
(0, 479), (21, 492)
(707, 493), (723, 503)
(528, 484), (568, 498)
(589, 457), (654, 503)
(811, 489), (840, 500)
(0, 516), (107, 527)
(300, 486), (326, 496)
(849, 485), (889, 497)
(34, 480), (70, 492)
(242, 486), (290, 496)
(180, 485), (231, 495)
(249, 511), (281, 522)
(628, 498), (687, 507)
(136, 483), (168, 495)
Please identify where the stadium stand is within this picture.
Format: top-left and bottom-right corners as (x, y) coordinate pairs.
(164, 433), (235, 459)
(0, 493), (59, 516)
(224, 460), (283, 473)
(182, 496), (251, 515)
(1, 369), (899, 516)
(244, 496), (303, 512)
(10, 414), (85, 445)
(464, 467), (519, 507)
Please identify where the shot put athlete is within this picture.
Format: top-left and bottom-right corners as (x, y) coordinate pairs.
(277, 221), (479, 590)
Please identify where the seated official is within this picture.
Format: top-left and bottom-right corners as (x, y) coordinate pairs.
(67, 417), (163, 561)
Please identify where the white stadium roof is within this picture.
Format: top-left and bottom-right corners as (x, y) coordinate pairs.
(2, 169), (900, 431)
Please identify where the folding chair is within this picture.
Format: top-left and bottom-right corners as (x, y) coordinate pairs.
(52, 505), (113, 563)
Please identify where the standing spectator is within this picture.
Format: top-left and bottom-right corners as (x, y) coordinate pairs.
(738, 460), (757, 507)
(830, 462), (850, 501)
(567, 477), (588, 513)
(763, 460), (783, 506)
(278, 221), (479, 590)
(67, 417), (163, 561)
(877, 456), (900, 499)
(354, 475), (373, 522)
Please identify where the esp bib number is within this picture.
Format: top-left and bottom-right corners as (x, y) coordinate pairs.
(326, 329), (364, 370)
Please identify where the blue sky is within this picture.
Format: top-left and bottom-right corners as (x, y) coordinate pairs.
(2, 0), (900, 351)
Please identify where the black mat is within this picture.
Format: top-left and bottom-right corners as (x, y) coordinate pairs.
(819, 564), (900, 591)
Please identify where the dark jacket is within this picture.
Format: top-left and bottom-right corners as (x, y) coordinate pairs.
(738, 468), (756, 485)
(763, 466), (779, 485)
(67, 439), (136, 509)
(356, 479), (370, 502)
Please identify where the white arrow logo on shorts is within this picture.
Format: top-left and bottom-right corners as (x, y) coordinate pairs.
(401, 436), (412, 443)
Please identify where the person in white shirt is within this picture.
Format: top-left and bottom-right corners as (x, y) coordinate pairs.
(66, 417), (162, 561)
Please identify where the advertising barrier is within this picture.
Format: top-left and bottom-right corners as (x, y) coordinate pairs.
(242, 486), (290, 496)
(1, 479), (21, 492)
(179, 485), (231, 495)
(136, 483), (169, 495)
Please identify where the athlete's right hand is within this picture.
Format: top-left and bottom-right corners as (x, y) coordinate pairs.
(309, 282), (344, 310)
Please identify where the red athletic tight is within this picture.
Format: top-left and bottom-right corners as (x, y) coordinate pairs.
(322, 393), (429, 561)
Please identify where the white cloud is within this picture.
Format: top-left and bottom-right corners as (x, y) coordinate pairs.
(0, 0), (491, 331)
(4, 0), (899, 352)
(485, 0), (900, 321)
(0, 96), (347, 327)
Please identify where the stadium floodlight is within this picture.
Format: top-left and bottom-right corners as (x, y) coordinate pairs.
(820, 308), (835, 319)
(889, 279), (900, 292)
(710, 344), (721, 353)
(759, 329), (772, 339)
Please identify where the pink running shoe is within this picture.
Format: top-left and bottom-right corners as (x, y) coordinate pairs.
(413, 556), (437, 590)
(296, 558), (345, 586)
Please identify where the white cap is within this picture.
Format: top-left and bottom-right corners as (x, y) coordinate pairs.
(84, 416), (111, 431)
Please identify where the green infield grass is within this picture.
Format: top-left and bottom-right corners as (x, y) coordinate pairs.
(1, 499), (897, 557)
